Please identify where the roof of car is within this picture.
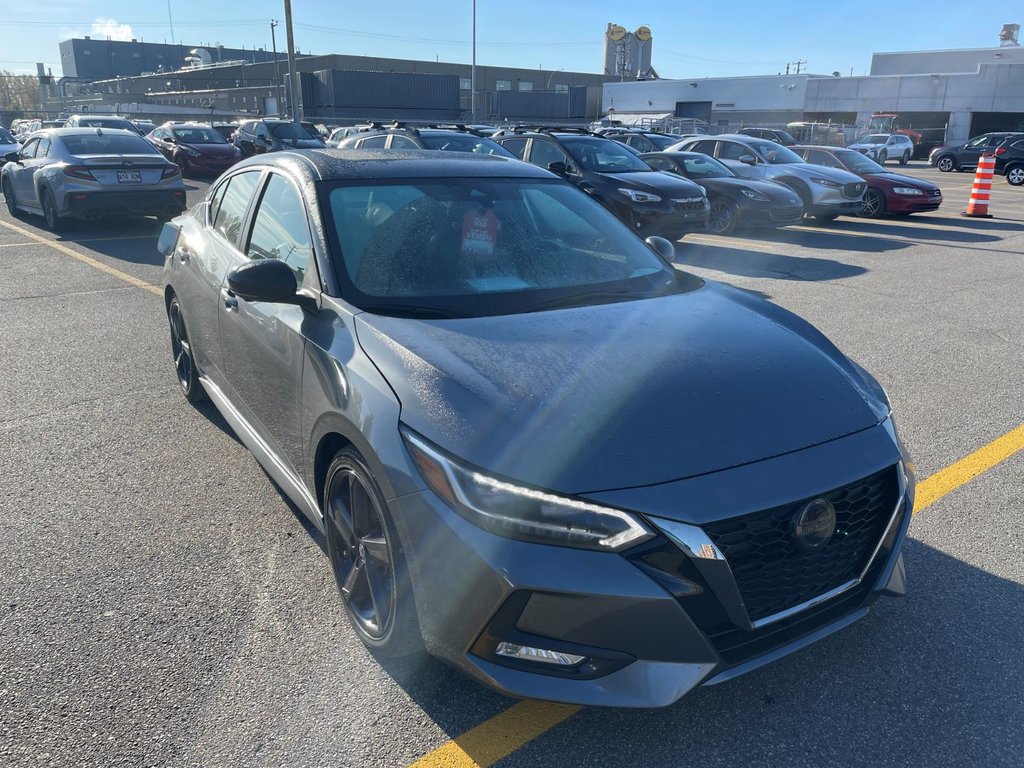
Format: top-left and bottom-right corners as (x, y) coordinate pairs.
(33, 127), (144, 137)
(230, 148), (552, 183)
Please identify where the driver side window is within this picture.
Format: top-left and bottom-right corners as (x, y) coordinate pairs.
(246, 173), (313, 280)
(719, 142), (752, 161)
(528, 139), (569, 170)
(19, 139), (39, 159)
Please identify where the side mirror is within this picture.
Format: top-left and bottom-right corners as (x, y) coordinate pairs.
(645, 235), (676, 265)
(547, 160), (570, 175)
(4, 152), (20, 164)
(156, 221), (182, 256)
(738, 154), (757, 166)
(227, 259), (301, 304)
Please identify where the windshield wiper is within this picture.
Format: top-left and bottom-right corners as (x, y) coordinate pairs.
(358, 303), (467, 319)
(527, 285), (667, 313)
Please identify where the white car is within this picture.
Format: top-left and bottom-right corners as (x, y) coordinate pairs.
(848, 134), (914, 165)
(0, 126), (19, 163)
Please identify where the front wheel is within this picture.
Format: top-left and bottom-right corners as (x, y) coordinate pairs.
(707, 197), (739, 235)
(936, 156), (955, 172)
(2, 177), (20, 217)
(899, 151), (910, 166)
(175, 154), (189, 174)
(877, 152), (887, 165)
(324, 448), (421, 658)
(1006, 165), (1024, 186)
(167, 295), (206, 403)
(859, 188), (886, 218)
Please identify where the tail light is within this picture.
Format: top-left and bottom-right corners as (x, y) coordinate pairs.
(162, 165), (181, 179)
(995, 147), (1007, 156)
(63, 166), (95, 180)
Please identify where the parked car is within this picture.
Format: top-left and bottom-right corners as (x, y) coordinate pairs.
(1, 128), (185, 230)
(338, 126), (516, 157)
(929, 132), (1024, 173)
(671, 134), (866, 221)
(64, 114), (140, 133)
(847, 134), (914, 165)
(326, 125), (369, 147)
(147, 122), (242, 175)
(210, 123), (240, 142)
(992, 135), (1024, 186)
(737, 127), (798, 146)
(496, 128), (709, 238)
(159, 148), (913, 708)
(232, 119), (326, 156)
(601, 130), (686, 152)
(0, 126), (19, 164)
(641, 151), (804, 234)
(792, 145), (942, 218)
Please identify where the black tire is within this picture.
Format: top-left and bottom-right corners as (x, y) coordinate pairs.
(3, 177), (21, 217)
(877, 151), (887, 165)
(1006, 165), (1024, 187)
(859, 188), (886, 218)
(783, 179), (813, 220)
(936, 156), (956, 172)
(166, 294), (207, 403)
(899, 151), (910, 166)
(41, 188), (68, 232)
(707, 197), (739, 235)
(175, 154), (189, 175)
(324, 448), (421, 658)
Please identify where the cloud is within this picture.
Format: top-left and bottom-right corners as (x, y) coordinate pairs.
(90, 18), (135, 42)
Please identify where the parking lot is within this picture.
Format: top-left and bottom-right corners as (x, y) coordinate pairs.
(2, 162), (1023, 767)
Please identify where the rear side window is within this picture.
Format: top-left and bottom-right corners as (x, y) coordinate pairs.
(499, 138), (528, 158)
(389, 135), (419, 149)
(212, 171), (262, 245)
(689, 140), (717, 156)
(357, 135), (388, 149)
(61, 134), (158, 155)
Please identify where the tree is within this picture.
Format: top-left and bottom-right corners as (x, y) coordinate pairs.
(0, 71), (43, 112)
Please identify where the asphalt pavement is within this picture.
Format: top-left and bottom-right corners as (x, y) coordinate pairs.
(1, 163), (1022, 767)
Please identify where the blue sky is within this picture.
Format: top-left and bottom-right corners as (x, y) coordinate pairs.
(3, 1), (1022, 79)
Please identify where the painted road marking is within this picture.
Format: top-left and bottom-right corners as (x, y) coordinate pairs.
(0, 219), (162, 297)
(408, 422), (1024, 767)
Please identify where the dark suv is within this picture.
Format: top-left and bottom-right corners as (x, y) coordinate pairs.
(993, 135), (1024, 186)
(928, 132), (1024, 172)
(495, 127), (709, 238)
(600, 130), (686, 153)
(232, 119), (326, 157)
(738, 127), (798, 146)
(337, 124), (515, 157)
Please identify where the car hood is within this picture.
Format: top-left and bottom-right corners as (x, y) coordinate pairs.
(699, 176), (803, 203)
(0, 142), (19, 156)
(355, 281), (887, 495)
(849, 142), (884, 149)
(593, 170), (705, 198)
(867, 172), (939, 191)
(276, 137), (325, 149)
(783, 163), (864, 184)
(183, 143), (238, 156)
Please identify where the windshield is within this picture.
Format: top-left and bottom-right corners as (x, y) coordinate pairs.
(171, 127), (228, 144)
(0, 127), (15, 144)
(775, 130), (797, 144)
(271, 122), (320, 140)
(561, 137), (653, 173)
(77, 117), (135, 131)
(644, 134), (681, 149)
(62, 133), (160, 156)
(322, 177), (680, 317)
(749, 141), (804, 164)
(859, 135), (890, 145)
(674, 154), (733, 179)
(419, 134), (516, 157)
(833, 149), (884, 174)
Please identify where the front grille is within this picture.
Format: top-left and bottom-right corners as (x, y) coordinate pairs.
(843, 182), (866, 199)
(673, 198), (706, 211)
(927, 189), (942, 197)
(770, 206), (804, 223)
(702, 466), (899, 622)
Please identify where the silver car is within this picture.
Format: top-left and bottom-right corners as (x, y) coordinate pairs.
(848, 133), (914, 165)
(671, 134), (867, 221)
(1, 128), (186, 231)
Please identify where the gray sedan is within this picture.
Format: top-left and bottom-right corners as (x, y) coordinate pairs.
(1, 128), (186, 231)
(160, 149), (913, 708)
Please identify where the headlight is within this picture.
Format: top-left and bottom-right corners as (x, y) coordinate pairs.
(183, 146), (201, 157)
(402, 428), (654, 552)
(892, 187), (923, 195)
(618, 188), (662, 203)
(740, 188), (770, 201)
(810, 177), (842, 189)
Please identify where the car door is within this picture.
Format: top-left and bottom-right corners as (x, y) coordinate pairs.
(718, 140), (765, 179)
(218, 171), (314, 474)
(185, 169), (264, 386)
(525, 138), (572, 173)
(11, 137), (42, 204)
(958, 135), (989, 167)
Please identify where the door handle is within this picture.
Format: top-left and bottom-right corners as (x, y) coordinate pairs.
(221, 288), (238, 310)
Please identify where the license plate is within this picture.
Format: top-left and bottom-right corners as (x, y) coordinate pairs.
(117, 171), (142, 183)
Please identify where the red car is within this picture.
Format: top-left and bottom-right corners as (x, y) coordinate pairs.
(146, 122), (242, 176)
(793, 145), (942, 218)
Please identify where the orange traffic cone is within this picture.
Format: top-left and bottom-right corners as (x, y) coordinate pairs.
(962, 153), (996, 218)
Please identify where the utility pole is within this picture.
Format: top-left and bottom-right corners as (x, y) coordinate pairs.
(270, 20), (283, 116)
(471, 0), (477, 122)
(789, 59), (807, 75)
(283, 0), (301, 122)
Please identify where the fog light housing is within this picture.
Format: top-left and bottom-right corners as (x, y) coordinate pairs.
(496, 642), (586, 667)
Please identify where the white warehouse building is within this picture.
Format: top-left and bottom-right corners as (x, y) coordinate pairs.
(603, 39), (1024, 146)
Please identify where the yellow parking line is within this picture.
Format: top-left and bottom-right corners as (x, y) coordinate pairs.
(0, 240), (40, 248)
(408, 421), (1024, 767)
(913, 423), (1024, 513)
(0, 219), (162, 297)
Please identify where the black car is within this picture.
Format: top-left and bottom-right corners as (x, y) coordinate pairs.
(338, 126), (515, 157)
(928, 132), (1024, 172)
(737, 127), (798, 146)
(601, 130), (686, 153)
(993, 135), (1024, 186)
(233, 119), (326, 157)
(641, 151), (804, 234)
(496, 128), (709, 239)
(147, 122), (242, 175)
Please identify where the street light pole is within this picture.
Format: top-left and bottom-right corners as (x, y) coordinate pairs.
(270, 20), (283, 117)
(283, 0), (301, 122)
(471, 0), (476, 122)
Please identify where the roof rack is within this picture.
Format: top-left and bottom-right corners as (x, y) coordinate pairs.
(496, 125), (597, 136)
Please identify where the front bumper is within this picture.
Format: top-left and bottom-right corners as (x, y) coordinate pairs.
(886, 190), (943, 213)
(392, 421), (912, 708)
(742, 201), (805, 228)
(182, 153), (240, 172)
(617, 198), (710, 238)
(62, 188), (186, 218)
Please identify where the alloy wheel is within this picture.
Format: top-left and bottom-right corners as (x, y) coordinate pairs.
(937, 157), (955, 172)
(708, 198), (737, 235)
(326, 466), (396, 641)
(3, 179), (17, 216)
(859, 189), (885, 218)
(168, 299), (194, 392)
(1007, 166), (1024, 186)
(42, 190), (60, 230)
